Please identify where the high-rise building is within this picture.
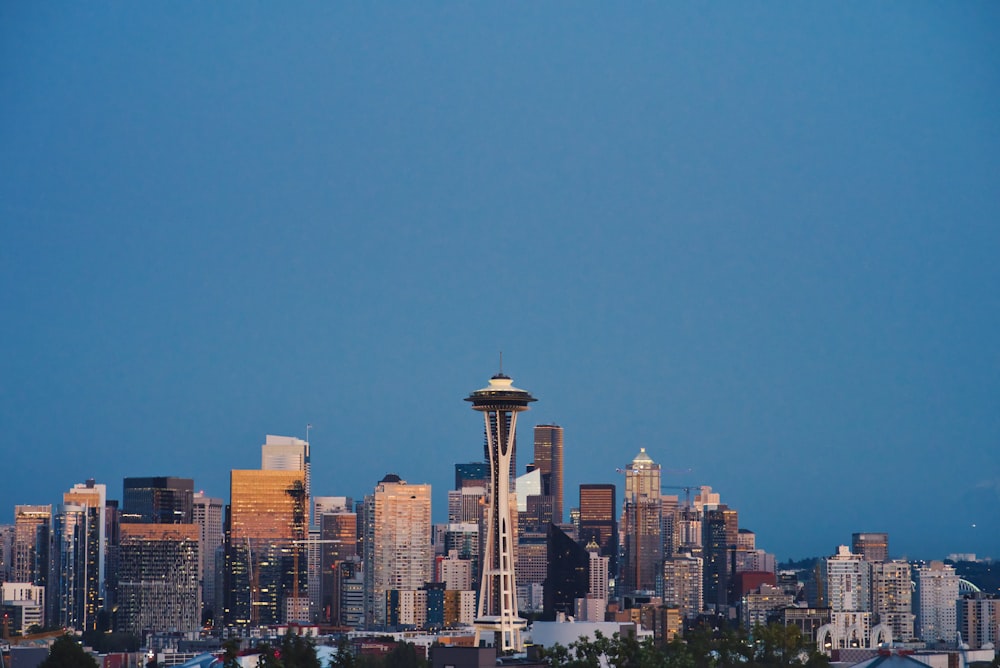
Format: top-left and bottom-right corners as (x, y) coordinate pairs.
(543, 524), (589, 619)
(225, 469), (307, 627)
(957, 593), (1000, 650)
(53, 480), (106, 631)
(622, 448), (661, 596)
(578, 484), (617, 577)
(533, 425), (564, 524)
(262, 435), (311, 525)
(320, 510), (357, 626)
(585, 539), (610, 603)
(371, 474), (432, 628)
(916, 561), (959, 645)
(192, 492), (224, 618)
(852, 533), (889, 563)
(455, 463), (490, 490)
(13, 506), (50, 590)
(663, 553), (703, 618)
(117, 523), (199, 635)
(702, 505), (738, 609)
(0, 524), (15, 583)
(465, 372), (535, 651)
(121, 477), (194, 524)
(823, 545), (871, 612)
(871, 560), (914, 642)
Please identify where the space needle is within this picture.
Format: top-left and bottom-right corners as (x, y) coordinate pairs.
(466, 371), (536, 652)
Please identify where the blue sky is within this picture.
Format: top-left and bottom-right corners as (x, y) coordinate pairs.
(2, 4), (998, 561)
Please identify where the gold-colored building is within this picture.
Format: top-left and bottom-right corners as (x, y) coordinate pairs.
(226, 469), (307, 626)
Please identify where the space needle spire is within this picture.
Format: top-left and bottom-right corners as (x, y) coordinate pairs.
(465, 370), (535, 652)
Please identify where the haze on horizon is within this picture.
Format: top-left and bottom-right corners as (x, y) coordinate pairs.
(2, 4), (998, 562)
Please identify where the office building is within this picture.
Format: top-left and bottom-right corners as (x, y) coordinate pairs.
(121, 477), (194, 524)
(320, 510), (357, 626)
(225, 469), (307, 626)
(117, 523), (199, 635)
(702, 506), (738, 609)
(455, 463), (490, 490)
(533, 425), (564, 524)
(578, 484), (617, 577)
(371, 474), (432, 628)
(622, 448), (662, 596)
(465, 372), (535, 651)
(852, 533), (889, 563)
(13, 506), (50, 590)
(1, 582), (44, 633)
(544, 523), (589, 619)
(261, 435), (311, 524)
(192, 492), (224, 617)
(916, 561), (959, 645)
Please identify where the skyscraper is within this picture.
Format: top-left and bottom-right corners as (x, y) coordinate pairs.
(117, 523), (200, 635)
(225, 469), (307, 626)
(53, 480), (106, 631)
(622, 448), (661, 596)
(466, 372), (535, 652)
(852, 533), (889, 563)
(916, 561), (959, 645)
(192, 492), (224, 618)
(122, 477), (194, 524)
(702, 505), (738, 608)
(578, 484), (618, 577)
(370, 474), (432, 628)
(13, 506), (50, 590)
(262, 435), (311, 525)
(872, 560), (914, 642)
(533, 425), (564, 524)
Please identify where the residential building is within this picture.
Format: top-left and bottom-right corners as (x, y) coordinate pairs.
(957, 593), (1000, 650)
(916, 561), (959, 645)
(371, 474), (432, 628)
(871, 560), (914, 642)
(852, 533), (889, 563)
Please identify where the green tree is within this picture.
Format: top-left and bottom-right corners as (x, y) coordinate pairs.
(39, 635), (99, 668)
(385, 641), (424, 668)
(222, 638), (242, 668)
(280, 632), (321, 668)
(330, 638), (357, 668)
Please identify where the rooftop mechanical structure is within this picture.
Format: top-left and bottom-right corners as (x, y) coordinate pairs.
(466, 372), (535, 652)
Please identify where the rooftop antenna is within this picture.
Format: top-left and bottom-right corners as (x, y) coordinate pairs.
(499, 351), (503, 374)
(306, 423), (312, 444)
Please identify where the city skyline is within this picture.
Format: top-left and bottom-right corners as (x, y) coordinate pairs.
(3, 4), (999, 563)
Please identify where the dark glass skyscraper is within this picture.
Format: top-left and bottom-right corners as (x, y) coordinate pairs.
(533, 425), (564, 524)
(122, 477), (194, 524)
(578, 484), (618, 576)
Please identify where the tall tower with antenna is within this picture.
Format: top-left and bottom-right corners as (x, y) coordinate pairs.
(466, 370), (535, 652)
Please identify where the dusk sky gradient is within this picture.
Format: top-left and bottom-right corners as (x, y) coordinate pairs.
(2, 4), (999, 561)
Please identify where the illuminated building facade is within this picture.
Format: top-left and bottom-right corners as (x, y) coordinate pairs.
(122, 477), (194, 524)
(622, 448), (661, 596)
(371, 474), (432, 628)
(578, 484), (617, 577)
(53, 480), (106, 631)
(852, 532), (889, 563)
(13, 505), (50, 591)
(117, 523), (199, 634)
(225, 469), (307, 627)
(533, 424), (564, 524)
